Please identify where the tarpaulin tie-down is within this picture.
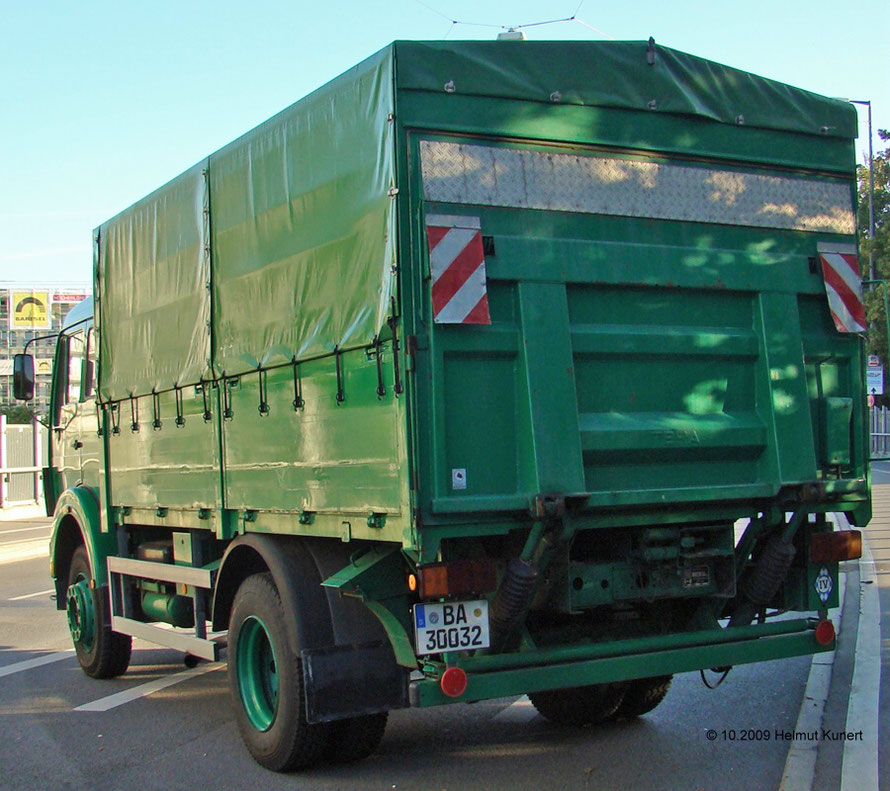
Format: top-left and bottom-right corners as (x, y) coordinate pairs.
(425, 214), (491, 325)
(817, 242), (865, 333)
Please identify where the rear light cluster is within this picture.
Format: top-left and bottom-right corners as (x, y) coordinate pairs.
(409, 558), (498, 600)
(809, 530), (862, 564)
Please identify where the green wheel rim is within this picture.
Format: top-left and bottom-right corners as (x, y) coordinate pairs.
(237, 615), (279, 731)
(66, 575), (96, 651)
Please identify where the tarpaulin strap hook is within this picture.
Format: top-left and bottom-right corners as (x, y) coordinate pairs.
(257, 367), (270, 416)
(174, 386), (185, 428)
(291, 358), (304, 410)
(151, 390), (162, 430)
(129, 395), (140, 433)
(222, 375), (234, 420)
(335, 348), (345, 404)
(110, 402), (121, 436)
(200, 380), (212, 423)
(95, 402), (104, 437)
(374, 336), (386, 398)
(388, 298), (403, 396)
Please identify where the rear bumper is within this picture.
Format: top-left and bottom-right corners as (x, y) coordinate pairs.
(409, 618), (829, 707)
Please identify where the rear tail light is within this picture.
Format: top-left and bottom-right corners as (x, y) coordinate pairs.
(417, 558), (497, 599)
(810, 530), (862, 564)
(815, 619), (835, 646)
(440, 667), (468, 698)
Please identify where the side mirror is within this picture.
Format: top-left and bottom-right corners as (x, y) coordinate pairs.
(13, 354), (35, 401)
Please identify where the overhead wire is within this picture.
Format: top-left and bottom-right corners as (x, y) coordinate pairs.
(411, 0), (615, 39)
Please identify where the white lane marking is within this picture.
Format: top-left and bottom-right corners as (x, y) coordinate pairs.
(8, 588), (55, 601)
(840, 536), (882, 791)
(0, 538), (49, 565)
(74, 662), (224, 712)
(0, 650), (73, 679)
(493, 695), (539, 724)
(778, 573), (846, 791)
(0, 525), (52, 537)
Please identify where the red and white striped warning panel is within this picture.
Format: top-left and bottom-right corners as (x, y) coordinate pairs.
(425, 214), (491, 325)
(817, 242), (865, 333)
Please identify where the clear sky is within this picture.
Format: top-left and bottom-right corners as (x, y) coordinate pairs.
(2, 0), (887, 284)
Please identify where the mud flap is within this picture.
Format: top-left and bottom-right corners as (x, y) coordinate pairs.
(302, 640), (409, 723)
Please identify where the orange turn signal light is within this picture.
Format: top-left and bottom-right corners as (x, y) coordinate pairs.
(810, 530), (862, 565)
(417, 558), (497, 600)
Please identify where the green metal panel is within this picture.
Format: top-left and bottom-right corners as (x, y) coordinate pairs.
(220, 347), (408, 532)
(412, 621), (828, 707)
(402, 124), (864, 525)
(103, 387), (221, 510)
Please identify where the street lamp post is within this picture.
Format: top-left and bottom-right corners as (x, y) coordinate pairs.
(848, 99), (875, 279)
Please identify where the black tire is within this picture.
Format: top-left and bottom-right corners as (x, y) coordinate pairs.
(326, 712), (388, 764)
(612, 675), (672, 719)
(66, 546), (131, 679)
(227, 573), (331, 772)
(529, 682), (627, 726)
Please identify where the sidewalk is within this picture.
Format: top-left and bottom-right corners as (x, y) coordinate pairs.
(0, 502), (46, 521)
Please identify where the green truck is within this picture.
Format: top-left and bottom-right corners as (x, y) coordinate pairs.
(15, 39), (868, 771)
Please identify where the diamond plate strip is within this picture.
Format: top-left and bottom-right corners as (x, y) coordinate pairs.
(419, 140), (854, 235)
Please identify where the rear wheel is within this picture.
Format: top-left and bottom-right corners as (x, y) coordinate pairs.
(612, 675), (672, 719)
(228, 572), (330, 771)
(66, 546), (131, 678)
(326, 712), (388, 764)
(530, 682), (627, 726)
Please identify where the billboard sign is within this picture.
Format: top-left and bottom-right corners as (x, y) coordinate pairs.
(9, 290), (51, 330)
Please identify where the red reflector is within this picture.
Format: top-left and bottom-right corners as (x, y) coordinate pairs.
(440, 667), (468, 698)
(810, 530), (862, 564)
(815, 619), (835, 646)
(417, 558), (497, 599)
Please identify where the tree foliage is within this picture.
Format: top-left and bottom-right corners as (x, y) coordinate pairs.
(0, 405), (35, 424)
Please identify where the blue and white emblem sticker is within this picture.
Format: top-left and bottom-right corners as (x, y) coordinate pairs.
(814, 566), (833, 604)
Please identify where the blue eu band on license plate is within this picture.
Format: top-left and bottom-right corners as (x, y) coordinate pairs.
(414, 599), (490, 655)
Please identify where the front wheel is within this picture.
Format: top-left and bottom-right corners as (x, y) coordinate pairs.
(66, 546), (131, 678)
(228, 573), (331, 771)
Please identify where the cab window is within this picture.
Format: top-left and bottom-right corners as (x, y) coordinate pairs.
(52, 329), (86, 425)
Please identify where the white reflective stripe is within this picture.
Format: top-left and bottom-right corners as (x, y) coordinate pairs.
(420, 140), (855, 234)
(8, 588), (55, 601)
(840, 539), (881, 791)
(0, 650), (73, 678)
(435, 262), (487, 323)
(74, 662), (223, 712)
(821, 252), (862, 297)
(426, 214), (481, 230)
(429, 227), (478, 279)
(825, 283), (866, 333)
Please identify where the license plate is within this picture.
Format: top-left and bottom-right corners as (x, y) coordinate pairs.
(413, 599), (490, 656)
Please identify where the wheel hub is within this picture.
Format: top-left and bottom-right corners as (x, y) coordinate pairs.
(237, 615), (279, 732)
(67, 578), (95, 649)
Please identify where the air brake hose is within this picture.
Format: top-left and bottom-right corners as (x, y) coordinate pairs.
(729, 534), (797, 627)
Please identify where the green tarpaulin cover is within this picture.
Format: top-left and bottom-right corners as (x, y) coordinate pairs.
(95, 40), (855, 401)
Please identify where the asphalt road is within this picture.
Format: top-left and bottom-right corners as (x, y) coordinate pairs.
(0, 504), (884, 791)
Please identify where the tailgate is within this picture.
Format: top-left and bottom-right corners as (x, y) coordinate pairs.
(410, 137), (866, 520)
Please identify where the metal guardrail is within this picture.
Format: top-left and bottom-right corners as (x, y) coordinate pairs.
(869, 406), (890, 460)
(0, 416), (44, 508)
